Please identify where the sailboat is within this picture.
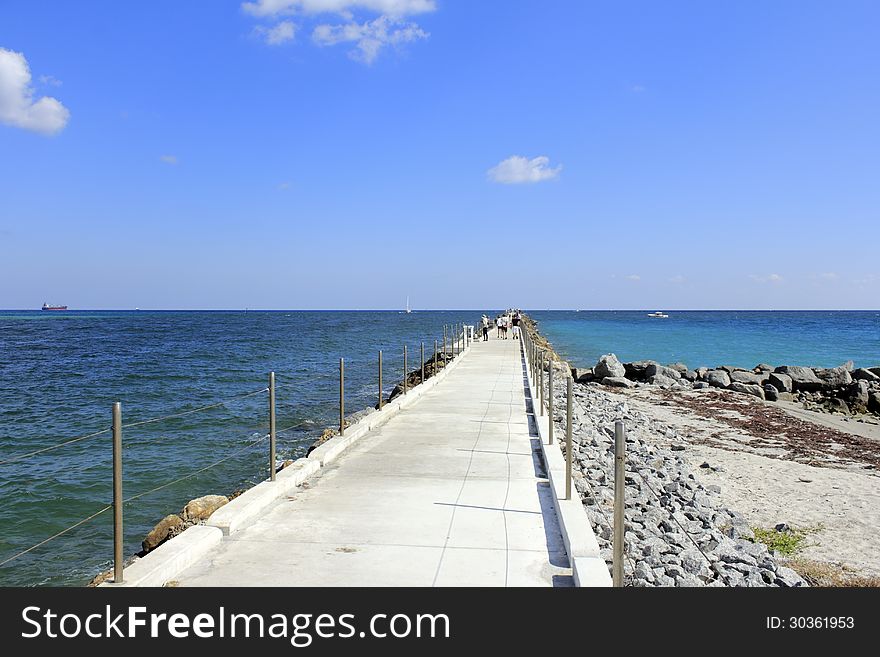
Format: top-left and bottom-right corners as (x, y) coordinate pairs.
(405, 296), (412, 314)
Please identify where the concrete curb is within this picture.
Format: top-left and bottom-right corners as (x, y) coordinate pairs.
(522, 343), (612, 587)
(99, 526), (222, 587)
(107, 339), (474, 586)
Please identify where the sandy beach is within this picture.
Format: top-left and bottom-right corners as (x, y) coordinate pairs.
(608, 386), (880, 577)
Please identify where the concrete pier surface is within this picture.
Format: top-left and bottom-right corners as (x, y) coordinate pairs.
(175, 334), (572, 587)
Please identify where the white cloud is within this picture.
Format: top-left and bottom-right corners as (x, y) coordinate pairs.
(668, 274), (686, 284)
(818, 272), (839, 280)
(244, 0), (434, 62)
(625, 274), (641, 281)
(255, 20), (297, 44)
(160, 155), (178, 165)
(0, 48), (70, 136)
(487, 155), (562, 185)
(749, 273), (783, 284)
(242, 0), (435, 17)
(39, 74), (62, 87)
(313, 15), (427, 63)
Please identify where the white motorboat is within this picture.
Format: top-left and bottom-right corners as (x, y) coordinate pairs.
(647, 311), (669, 318)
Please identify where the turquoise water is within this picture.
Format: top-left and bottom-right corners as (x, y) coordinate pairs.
(0, 310), (478, 586)
(528, 311), (880, 370)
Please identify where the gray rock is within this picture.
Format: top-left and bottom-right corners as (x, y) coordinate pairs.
(869, 366), (880, 377)
(775, 566), (808, 587)
(774, 365), (824, 392)
(777, 392), (794, 402)
(648, 374), (679, 388)
(668, 363), (689, 375)
(815, 366), (853, 388)
(852, 380), (870, 406)
(706, 370), (731, 388)
(602, 376), (634, 389)
(623, 360), (658, 380)
(572, 367), (594, 382)
(645, 363), (682, 380)
(695, 367), (709, 379)
(763, 385), (779, 402)
(728, 382), (766, 400)
(693, 381), (711, 390)
(853, 368), (880, 382)
(595, 353), (626, 379)
(683, 369), (698, 381)
(754, 363), (774, 373)
(768, 372), (793, 392)
(730, 370), (766, 385)
(869, 392), (880, 414)
(828, 397), (850, 414)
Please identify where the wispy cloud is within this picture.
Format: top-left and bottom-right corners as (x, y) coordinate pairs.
(487, 155), (562, 185)
(160, 155), (178, 165)
(668, 275), (686, 284)
(277, 181), (292, 190)
(749, 273), (783, 284)
(243, 0), (435, 62)
(816, 272), (839, 281)
(254, 20), (296, 45)
(625, 274), (641, 282)
(313, 15), (427, 63)
(0, 48), (70, 136)
(39, 74), (62, 87)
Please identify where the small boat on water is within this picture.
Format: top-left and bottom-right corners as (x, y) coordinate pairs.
(402, 296), (412, 314)
(41, 303), (68, 311)
(647, 311), (669, 318)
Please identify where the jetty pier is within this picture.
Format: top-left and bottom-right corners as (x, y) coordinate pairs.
(102, 324), (609, 587)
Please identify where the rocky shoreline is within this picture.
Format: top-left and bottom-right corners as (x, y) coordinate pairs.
(575, 352), (880, 420)
(526, 316), (879, 586)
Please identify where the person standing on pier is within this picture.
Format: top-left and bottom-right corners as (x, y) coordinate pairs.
(481, 315), (490, 341)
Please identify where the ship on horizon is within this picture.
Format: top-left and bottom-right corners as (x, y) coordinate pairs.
(41, 303), (68, 311)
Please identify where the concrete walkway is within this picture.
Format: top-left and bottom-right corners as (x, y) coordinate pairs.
(175, 334), (572, 587)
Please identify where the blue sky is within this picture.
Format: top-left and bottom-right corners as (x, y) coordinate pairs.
(1, 0), (878, 309)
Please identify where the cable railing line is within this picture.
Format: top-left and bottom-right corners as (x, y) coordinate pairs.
(0, 504), (112, 569)
(1, 319), (476, 584)
(0, 385), (269, 467)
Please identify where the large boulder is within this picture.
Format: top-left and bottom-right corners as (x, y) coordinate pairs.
(594, 353), (626, 379)
(870, 367), (880, 377)
(851, 381), (870, 407)
(729, 382), (766, 400)
(602, 376), (634, 389)
(706, 370), (731, 388)
(828, 398), (850, 414)
(754, 363), (774, 373)
(648, 374), (679, 388)
(869, 392), (880, 414)
(623, 360), (657, 380)
(645, 363), (682, 380)
(695, 367), (709, 380)
(853, 368), (880, 382)
(774, 366), (823, 392)
(572, 367), (594, 383)
(142, 514), (184, 553)
(815, 366), (853, 388)
(182, 494), (229, 522)
(768, 372), (793, 393)
(683, 369), (698, 381)
(763, 385), (779, 402)
(730, 370), (766, 386)
(668, 362), (689, 375)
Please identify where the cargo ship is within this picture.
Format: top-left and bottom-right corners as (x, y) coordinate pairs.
(41, 303), (68, 311)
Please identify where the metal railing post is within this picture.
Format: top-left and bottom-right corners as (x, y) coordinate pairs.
(443, 326), (447, 362)
(613, 420), (626, 587)
(378, 350), (383, 409)
(421, 342), (425, 384)
(269, 372), (276, 481)
(539, 351), (544, 415)
(566, 376), (573, 499)
(434, 339), (438, 377)
(403, 345), (408, 394)
(339, 358), (345, 435)
(112, 401), (123, 583)
(548, 363), (554, 445)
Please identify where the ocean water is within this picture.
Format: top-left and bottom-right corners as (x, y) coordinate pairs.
(0, 310), (478, 586)
(528, 310), (880, 371)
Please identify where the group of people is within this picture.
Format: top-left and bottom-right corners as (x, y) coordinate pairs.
(480, 311), (522, 341)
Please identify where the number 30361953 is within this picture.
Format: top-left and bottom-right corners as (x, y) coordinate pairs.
(767, 617), (854, 629)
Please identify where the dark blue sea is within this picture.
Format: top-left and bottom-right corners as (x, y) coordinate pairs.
(0, 310), (477, 586)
